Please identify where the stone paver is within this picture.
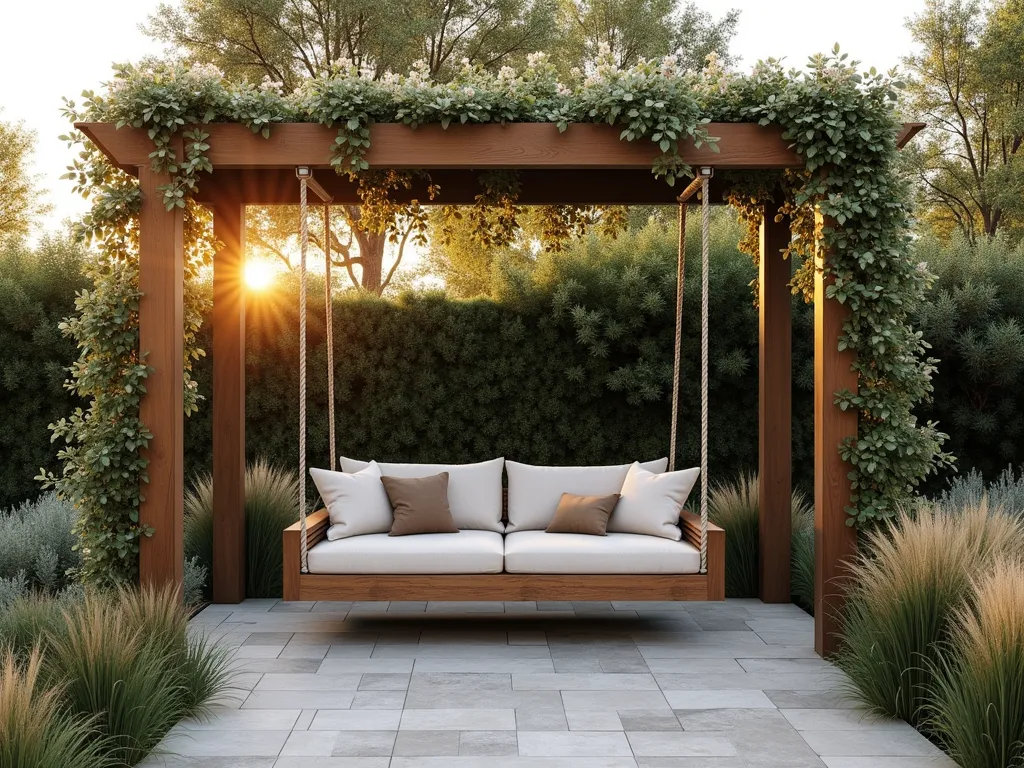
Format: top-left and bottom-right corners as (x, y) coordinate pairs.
(138, 600), (958, 768)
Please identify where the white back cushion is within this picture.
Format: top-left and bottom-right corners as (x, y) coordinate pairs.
(310, 461), (393, 541)
(340, 457), (504, 533)
(505, 458), (668, 532)
(609, 461), (700, 540)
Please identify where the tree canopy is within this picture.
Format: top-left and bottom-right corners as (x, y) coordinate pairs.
(903, 0), (1024, 241)
(0, 117), (51, 241)
(146, 0), (739, 293)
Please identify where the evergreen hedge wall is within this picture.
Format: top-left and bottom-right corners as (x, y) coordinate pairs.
(0, 238), (88, 507)
(11, 223), (1023, 510)
(184, 218), (817, 490)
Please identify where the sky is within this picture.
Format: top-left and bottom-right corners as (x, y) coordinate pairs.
(0, 0), (921, 239)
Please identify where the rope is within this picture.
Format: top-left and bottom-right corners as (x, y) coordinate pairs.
(325, 205), (336, 470)
(298, 176), (309, 574)
(668, 202), (687, 472)
(700, 175), (710, 574)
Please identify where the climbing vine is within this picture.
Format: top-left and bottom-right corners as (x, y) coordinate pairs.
(55, 45), (949, 581)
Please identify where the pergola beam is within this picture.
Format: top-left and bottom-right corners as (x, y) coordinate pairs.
(77, 122), (803, 173)
(192, 168), (741, 206)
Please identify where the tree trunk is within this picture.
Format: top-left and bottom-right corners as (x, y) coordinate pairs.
(343, 205), (388, 295)
(353, 227), (388, 294)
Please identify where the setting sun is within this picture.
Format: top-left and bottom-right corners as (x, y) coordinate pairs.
(244, 260), (275, 290)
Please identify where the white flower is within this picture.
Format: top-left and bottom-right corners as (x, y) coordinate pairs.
(498, 66), (516, 81)
(189, 62), (224, 81)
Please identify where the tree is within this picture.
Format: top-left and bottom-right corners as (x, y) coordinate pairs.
(556, 0), (739, 72)
(903, 0), (1024, 241)
(0, 117), (51, 241)
(147, 0), (559, 292)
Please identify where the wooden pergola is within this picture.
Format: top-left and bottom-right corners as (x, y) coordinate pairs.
(77, 119), (924, 656)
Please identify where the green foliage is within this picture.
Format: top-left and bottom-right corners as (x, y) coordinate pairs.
(0, 649), (113, 768)
(0, 117), (52, 240)
(723, 50), (955, 523)
(184, 458), (299, 599)
(40, 587), (231, 767)
(183, 556), (208, 607)
(45, 105), (215, 584)
(938, 466), (1024, 515)
(557, 0), (738, 72)
(0, 587), (231, 768)
(0, 238), (88, 508)
(0, 493), (79, 595)
(837, 502), (1024, 726)
(926, 559), (1024, 768)
(147, 0), (562, 89)
(790, 500), (815, 614)
(53, 46), (946, 575)
(916, 233), (1024, 480)
(705, 472), (816, 605)
(902, 0), (1024, 241)
(183, 222), (813, 488)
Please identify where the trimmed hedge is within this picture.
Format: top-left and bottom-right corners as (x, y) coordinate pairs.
(183, 217), (815, 488)
(7, 223), (1024, 508)
(0, 238), (88, 507)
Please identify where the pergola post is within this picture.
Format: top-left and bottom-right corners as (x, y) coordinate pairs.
(138, 158), (185, 591)
(814, 211), (859, 657)
(212, 200), (247, 603)
(758, 199), (792, 603)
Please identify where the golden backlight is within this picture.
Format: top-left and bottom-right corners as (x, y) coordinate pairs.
(244, 260), (275, 290)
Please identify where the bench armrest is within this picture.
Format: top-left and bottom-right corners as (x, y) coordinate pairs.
(283, 508), (330, 599)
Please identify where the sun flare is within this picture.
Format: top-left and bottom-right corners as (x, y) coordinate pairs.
(244, 260), (275, 290)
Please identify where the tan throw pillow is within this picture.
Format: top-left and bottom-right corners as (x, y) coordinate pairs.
(381, 472), (459, 536)
(545, 493), (621, 536)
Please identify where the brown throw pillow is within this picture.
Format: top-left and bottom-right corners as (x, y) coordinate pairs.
(381, 473), (460, 536)
(545, 492), (621, 536)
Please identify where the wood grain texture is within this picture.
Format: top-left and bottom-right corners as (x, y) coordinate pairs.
(212, 201), (247, 604)
(138, 154), (184, 591)
(76, 122), (803, 172)
(293, 573), (714, 601)
(759, 201), (793, 603)
(193, 168), (742, 206)
(283, 509), (329, 601)
(681, 511), (725, 601)
(814, 211), (859, 658)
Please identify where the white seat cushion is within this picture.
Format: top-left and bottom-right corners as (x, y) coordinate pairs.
(307, 530), (504, 574)
(503, 530), (700, 574)
(505, 459), (668, 532)
(340, 457), (504, 533)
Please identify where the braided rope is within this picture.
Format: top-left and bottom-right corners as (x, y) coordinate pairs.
(298, 177), (309, 574)
(668, 202), (687, 472)
(325, 205), (336, 470)
(700, 175), (710, 574)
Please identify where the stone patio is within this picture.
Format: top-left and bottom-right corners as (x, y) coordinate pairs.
(141, 599), (957, 768)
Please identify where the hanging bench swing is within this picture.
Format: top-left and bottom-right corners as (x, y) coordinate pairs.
(283, 168), (725, 602)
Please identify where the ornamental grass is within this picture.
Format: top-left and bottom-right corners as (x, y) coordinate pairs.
(837, 500), (1024, 727)
(0, 649), (112, 768)
(185, 457), (298, 598)
(707, 472), (815, 606)
(0, 585), (232, 768)
(926, 559), (1024, 768)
